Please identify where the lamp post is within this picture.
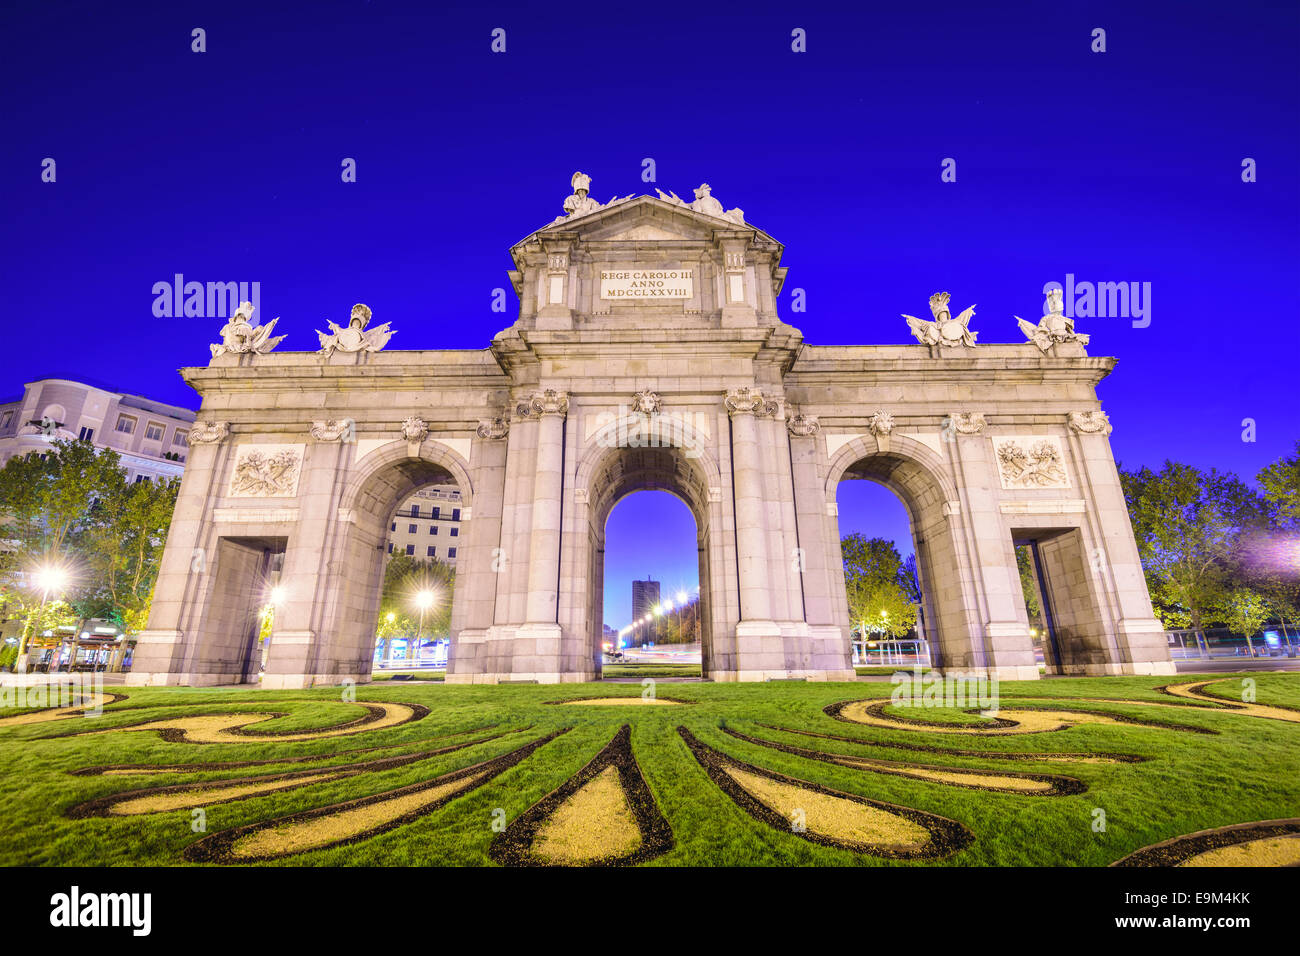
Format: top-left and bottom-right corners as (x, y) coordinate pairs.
(384, 611), (397, 667)
(16, 565), (68, 674)
(413, 590), (436, 665)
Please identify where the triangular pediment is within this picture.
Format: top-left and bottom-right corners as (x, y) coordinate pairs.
(514, 195), (777, 249)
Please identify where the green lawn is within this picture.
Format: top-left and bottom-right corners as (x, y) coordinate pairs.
(601, 663), (701, 679)
(0, 672), (1297, 866)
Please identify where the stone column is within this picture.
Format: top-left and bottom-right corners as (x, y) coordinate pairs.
(725, 387), (774, 624)
(1066, 411), (1174, 675)
(947, 412), (1039, 680)
(524, 389), (568, 623)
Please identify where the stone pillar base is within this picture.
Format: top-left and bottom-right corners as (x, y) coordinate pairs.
(125, 671), (250, 687)
(928, 665), (1042, 682)
(1073, 660), (1179, 677)
(728, 621), (854, 681)
(709, 668), (857, 682)
(444, 671), (597, 685)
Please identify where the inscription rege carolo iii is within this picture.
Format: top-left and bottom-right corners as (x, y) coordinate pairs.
(599, 268), (694, 300)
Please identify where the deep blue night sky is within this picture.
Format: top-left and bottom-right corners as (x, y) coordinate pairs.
(3, 1), (1296, 630)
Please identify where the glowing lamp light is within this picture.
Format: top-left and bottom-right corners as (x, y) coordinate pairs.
(386, 612), (396, 622)
(35, 566), (68, 592)
(269, 585), (286, 605)
(415, 590), (435, 611)
(676, 590), (687, 604)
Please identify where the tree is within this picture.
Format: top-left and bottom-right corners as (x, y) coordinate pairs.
(1016, 546), (1042, 630)
(841, 534), (916, 639)
(1120, 461), (1265, 636)
(845, 575), (915, 639)
(1214, 586), (1271, 647)
(80, 476), (179, 629)
(0, 439), (141, 666)
(898, 553), (922, 605)
(841, 533), (904, 586)
(377, 554), (455, 659)
(1259, 441), (1300, 527)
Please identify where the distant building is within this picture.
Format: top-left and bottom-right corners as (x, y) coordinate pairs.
(385, 484), (463, 565)
(631, 577), (661, 646)
(0, 378), (196, 483)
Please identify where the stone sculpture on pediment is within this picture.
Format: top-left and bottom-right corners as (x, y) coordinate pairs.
(316, 304), (395, 356)
(1018, 288), (1091, 352)
(904, 292), (977, 348)
(211, 302), (284, 358)
(655, 183), (745, 226)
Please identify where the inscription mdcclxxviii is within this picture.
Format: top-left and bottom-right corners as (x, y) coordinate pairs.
(599, 269), (694, 300)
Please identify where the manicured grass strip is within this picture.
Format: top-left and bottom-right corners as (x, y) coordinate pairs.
(1113, 819), (1300, 867)
(184, 730), (569, 863)
(490, 724), (673, 867)
(63, 701), (427, 744)
(552, 697), (684, 706)
(601, 664), (701, 679)
(66, 730), (517, 818)
(828, 699), (1215, 735)
(754, 723), (1146, 764)
(1162, 679), (1300, 722)
(676, 726), (973, 860)
(70, 723), (504, 776)
(721, 727), (1084, 796)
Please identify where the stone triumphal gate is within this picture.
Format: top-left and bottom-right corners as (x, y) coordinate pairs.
(130, 174), (1174, 688)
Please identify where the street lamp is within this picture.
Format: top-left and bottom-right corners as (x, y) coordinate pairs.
(17, 563), (70, 673)
(413, 589), (436, 664)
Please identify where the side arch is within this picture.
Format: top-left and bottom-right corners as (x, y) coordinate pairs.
(340, 437), (474, 515)
(821, 432), (981, 671)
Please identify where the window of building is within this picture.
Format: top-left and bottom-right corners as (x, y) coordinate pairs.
(432, 507), (441, 520)
(391, 521), (396, 532)
(410, 505), (421, 518)
(387, 543), (393, 554)
(408, 523), (417, 534)
(426, 546), (435, 557)
(78, 426), (94, 442)
(134, 475), (148, 484)
(447, 547), (457, 559)
(173, 431), (187, 446)
(144, 422), (165, 441)
(115, 415), (137, 435)
(430, 525), (438, 535)
(405, 544), (415, 556)
(452, 508), (461, 521)
(0, 411), (12, 429)
(450, 527), (458, 537)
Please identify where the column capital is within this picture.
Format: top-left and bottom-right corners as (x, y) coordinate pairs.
(476, 417), (509, 440)
(1067, 410), (1112, 436)
(786, 412), (820, 437)
(725, 386), (778, 418)
(516, 388), (569, 419)
(943, 412), (988, 436)
(188, 421), (230, 444)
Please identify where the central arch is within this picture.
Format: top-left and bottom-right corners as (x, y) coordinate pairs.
(568, 416), (729, 678)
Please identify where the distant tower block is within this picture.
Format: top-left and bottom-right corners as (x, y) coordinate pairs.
(631, 578), (661, 646)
